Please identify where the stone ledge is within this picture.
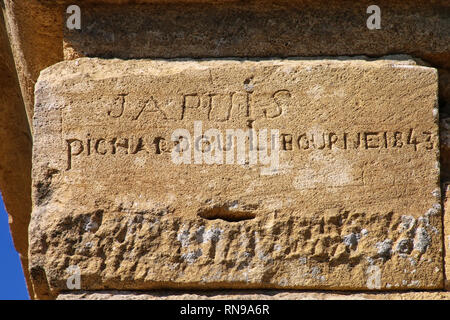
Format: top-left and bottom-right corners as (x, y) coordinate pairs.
(57, 290), (450, 300)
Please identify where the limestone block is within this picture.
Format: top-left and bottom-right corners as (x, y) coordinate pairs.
(63, 0), (450, 70)
(31, 57), (441, 299)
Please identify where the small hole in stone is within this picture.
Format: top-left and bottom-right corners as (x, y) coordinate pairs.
(198, 206), (256, 222)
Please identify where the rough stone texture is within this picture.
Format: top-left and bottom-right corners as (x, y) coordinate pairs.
(0, 9), (33, 299)
(2, 0), (63, 125)
(57, 290), (450, 300)
(63, 0), (450, 69)
(0, 0), (447, 300)
(31, 57), (441, 299)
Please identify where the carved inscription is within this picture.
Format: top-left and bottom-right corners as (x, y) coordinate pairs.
(63, 87), (439, 169)
(279, 129), (436, 151)
(65, 128), (436, 170)
(104, 91), (290, 122)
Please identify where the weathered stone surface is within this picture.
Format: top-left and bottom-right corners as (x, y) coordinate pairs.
(57, 290), (450, 300)
(2, 0), (63, 125)
(0, 8), (33, 299)
(63, 0), (450, 70)
(31, 57), (441, 299)
(0, 0), (446, 301)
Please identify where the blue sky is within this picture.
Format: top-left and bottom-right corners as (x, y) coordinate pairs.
(0, 195), (29, 300)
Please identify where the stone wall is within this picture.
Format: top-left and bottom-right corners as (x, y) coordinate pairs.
(0, 0), (449, 300)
